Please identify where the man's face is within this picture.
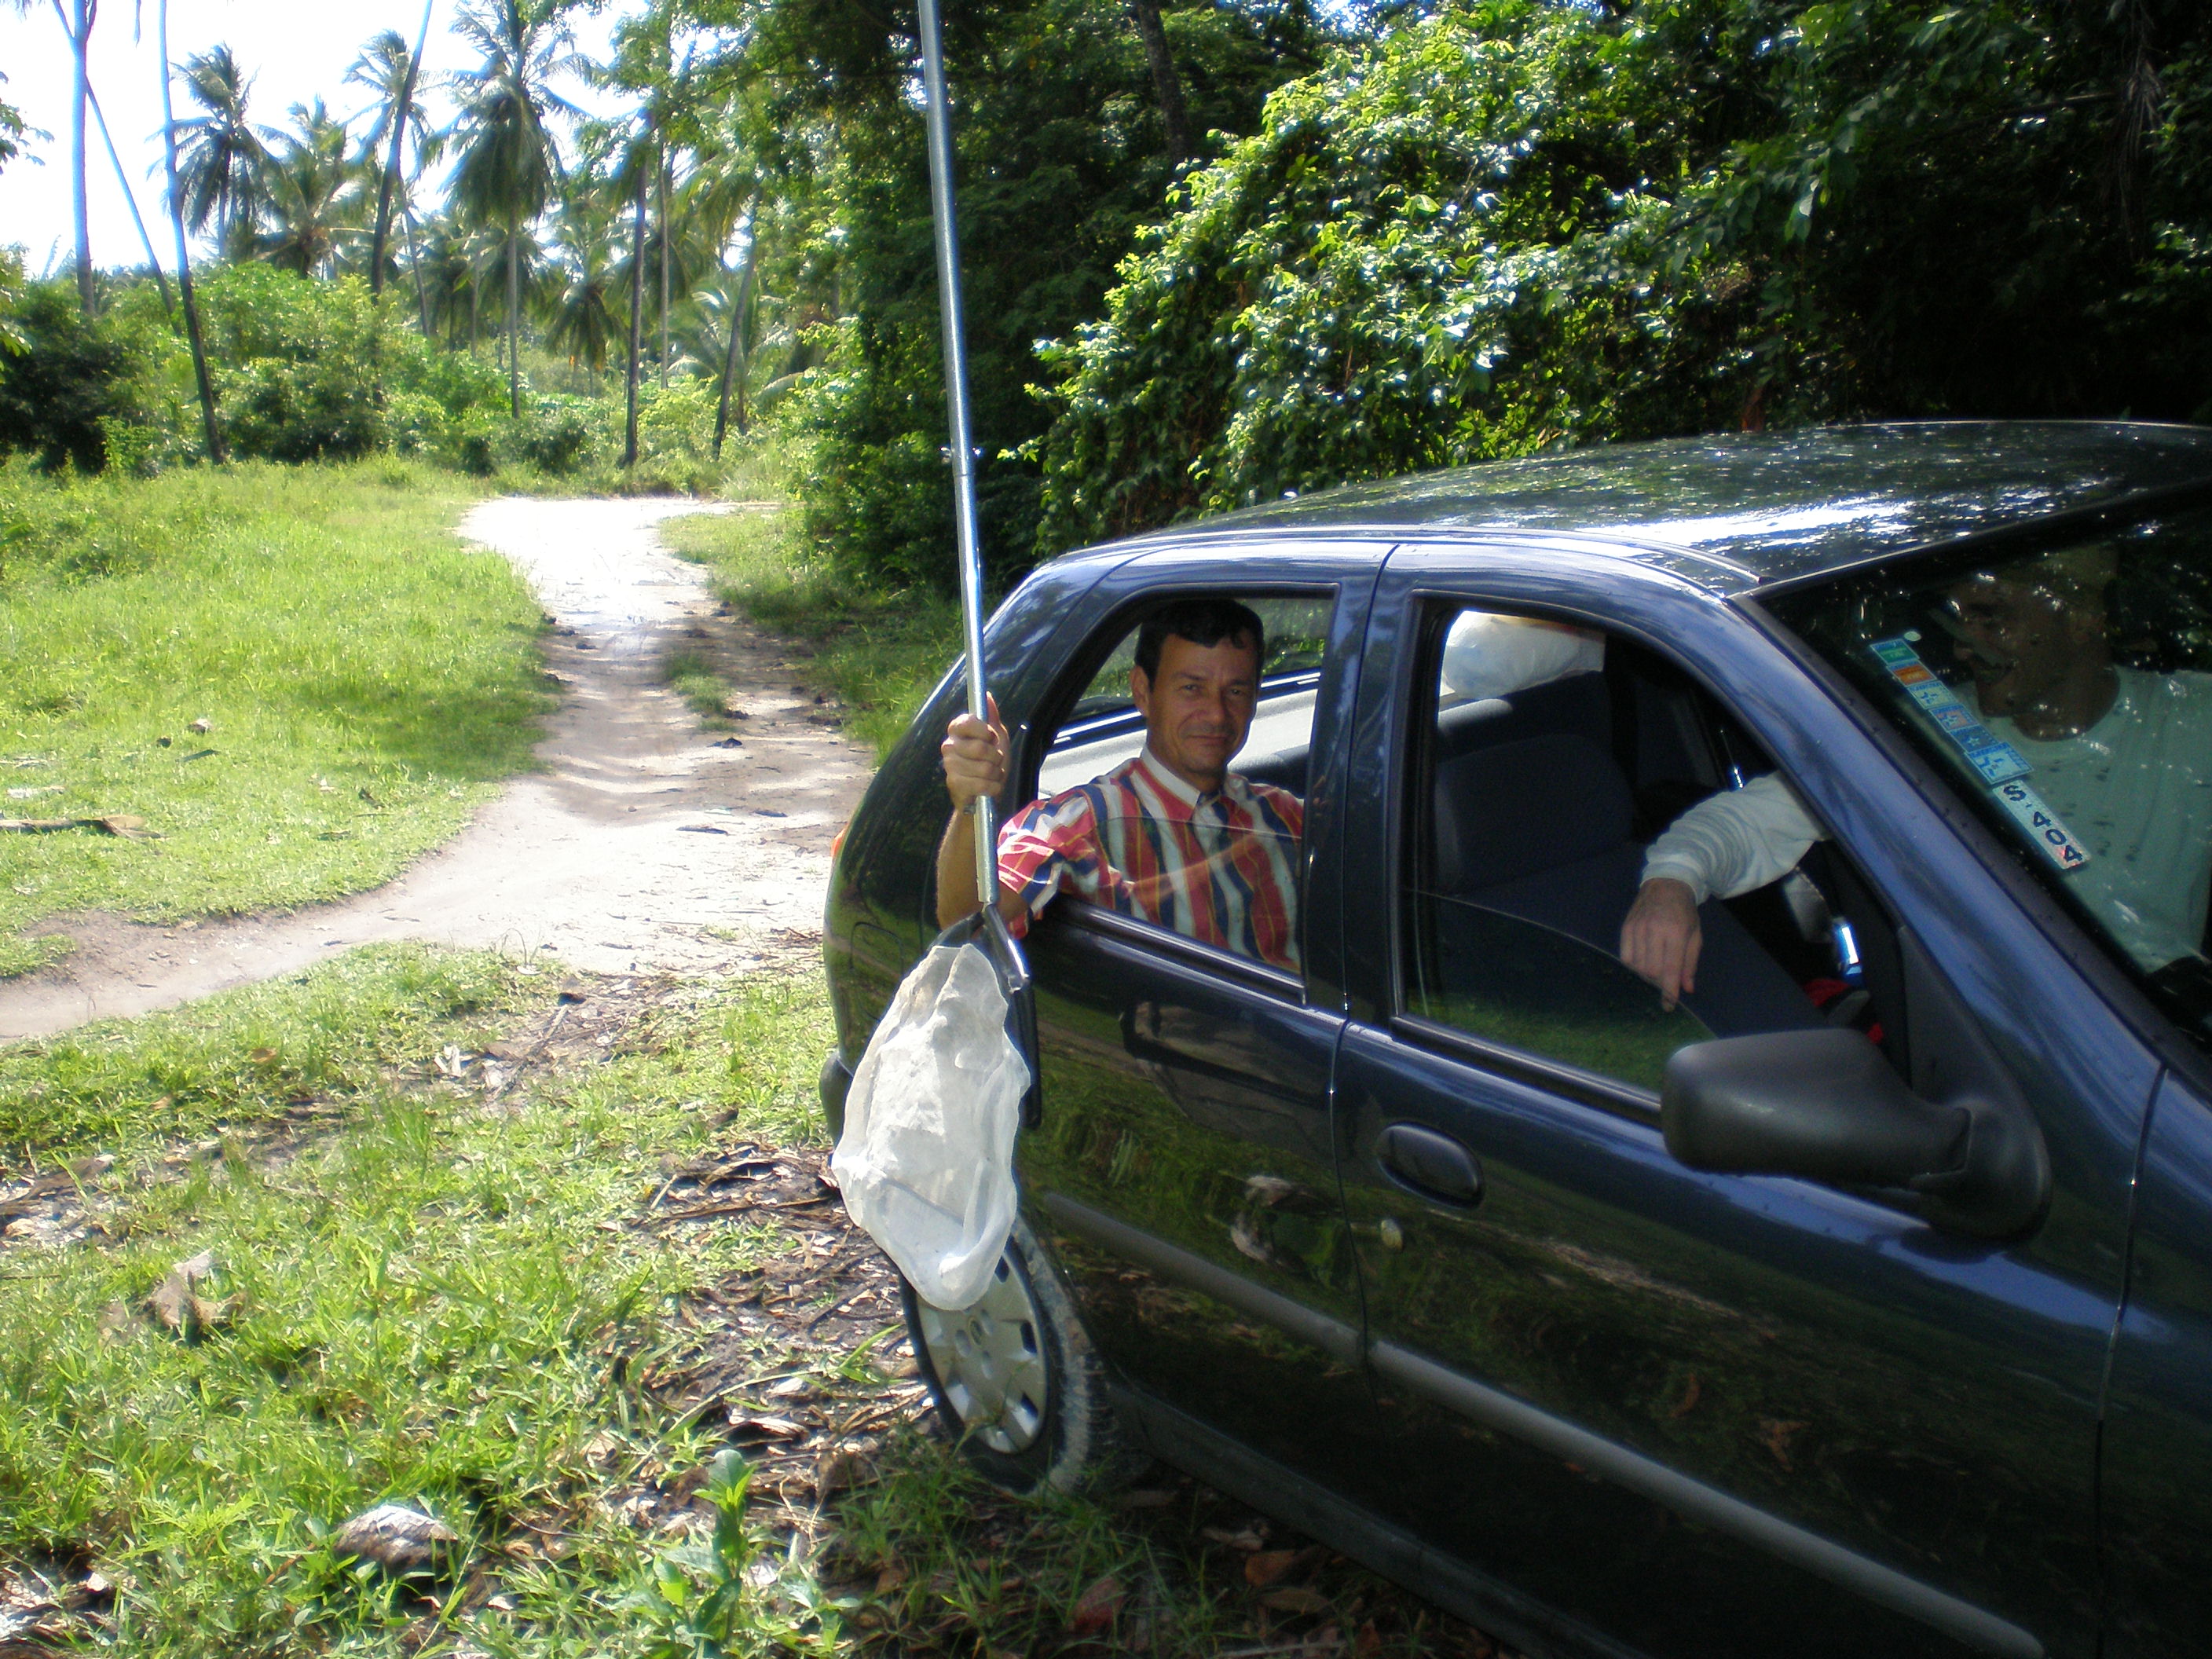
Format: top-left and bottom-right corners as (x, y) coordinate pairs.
(1130, 631), (1261, 793)
(1944, 570), (2106, 721)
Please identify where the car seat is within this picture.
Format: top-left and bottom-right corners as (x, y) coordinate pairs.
(1430, 731), (1822, 1040)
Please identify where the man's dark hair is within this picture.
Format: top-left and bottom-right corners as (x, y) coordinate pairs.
(1134, 597), (1267, 681)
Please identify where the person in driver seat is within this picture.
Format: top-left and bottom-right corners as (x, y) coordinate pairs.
(936, 598), (1305, 971)
(1620, 544), (2212, 1007)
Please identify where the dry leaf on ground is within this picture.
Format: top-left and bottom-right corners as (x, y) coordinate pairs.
(145, 1250), (231, 1335)
(1070, 1574), (1126, 1634)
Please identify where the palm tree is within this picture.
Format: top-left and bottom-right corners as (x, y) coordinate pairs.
(706, 221), (759, 457)
(430, 217), (511, 350)
(259, 100), (357, 277)
(412, 212), (476, 346)
(156, 0), (224, 462)
(449, 0), (578, 416)
(49, 0), (97, 311)
(174, 46), (272, 259)
(543, 172), (623, 372)
(346, 14), (434, 299)
(669, 129), (764, 454)
(619, 129), (647, 466)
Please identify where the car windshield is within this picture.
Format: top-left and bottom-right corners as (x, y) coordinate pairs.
(1763, 505), (2212, 1046)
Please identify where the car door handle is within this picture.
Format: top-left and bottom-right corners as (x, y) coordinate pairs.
(1378, 1122), (1484, 1206)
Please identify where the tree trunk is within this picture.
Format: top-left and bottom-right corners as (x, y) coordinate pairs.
(624, 166), (646, 467)
(68, 0), (95, 313)
(1128, 0), (1192, 161)
(82, 71), (170, 313)
(712, 229), (756, 458)
(401, 197), (433, 340)
(506, 224), (522, 417)
(657, 153), (673, 390)
(159, 0), (225, 463)
(370, 0), (434, 298)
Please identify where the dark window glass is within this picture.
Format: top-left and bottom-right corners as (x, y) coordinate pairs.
(1408, 897), (1713, 1092)
(1401, 606), (1878, 1093)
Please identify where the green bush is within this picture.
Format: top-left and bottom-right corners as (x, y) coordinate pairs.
(445, 408), (504, 477)
(1035, 0), (2212, 554)
(191, 266), (386, 461)
(382, 390), (451, 457)
(771, 0), (1336, 595)
(0, 273), (142, 473)
(512, 401), (593, 474)
(1032, 1), (1765, 552)
(385, 334), (506, 419)
(120, 267), (513, 468)
(636, 379), (718, 460)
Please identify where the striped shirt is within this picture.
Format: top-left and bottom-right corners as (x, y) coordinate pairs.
(997, 749), (1305, 972)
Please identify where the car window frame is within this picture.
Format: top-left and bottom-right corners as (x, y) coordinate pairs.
(1373, 581), (1914, 1124)
(1012, 577), (1349, 1006)
(1350, 541), (2176, 1205)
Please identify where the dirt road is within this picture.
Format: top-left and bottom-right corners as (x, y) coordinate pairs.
(0, 496), (876, 1042)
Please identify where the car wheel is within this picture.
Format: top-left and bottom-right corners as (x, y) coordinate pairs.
(900, 1215), (1132, 1494)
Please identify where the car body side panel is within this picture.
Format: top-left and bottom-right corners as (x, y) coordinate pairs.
(2103, 1070), (2212, 1659)
(1325, 547), (2152, 1659)
(1009, 544), (1390, 1494)
(1017, 915), (1377, 1485)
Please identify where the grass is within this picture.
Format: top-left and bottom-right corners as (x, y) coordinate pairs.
(0, 458), (550, 978)
(0, 949), (836, 1658)
(0, 944), (544, 1167)
(0, 944), (1508, 1659)
(657, 507), (962, 761)
(663, 648), (742, 730)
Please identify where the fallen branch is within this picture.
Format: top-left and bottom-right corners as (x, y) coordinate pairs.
(0, 814), (159, 840)
(648, 1192), (835, 1226)
(482, 1002), (571, 1109)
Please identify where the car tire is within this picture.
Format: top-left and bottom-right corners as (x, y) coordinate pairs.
(899, 1214), (1135, 1494)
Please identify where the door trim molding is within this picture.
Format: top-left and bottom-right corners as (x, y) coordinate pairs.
(1370, 1339), (2045, 1659)
(1039, 1192), (1360, 1365)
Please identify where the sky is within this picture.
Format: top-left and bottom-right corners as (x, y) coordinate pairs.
(0, 0), (637, 276)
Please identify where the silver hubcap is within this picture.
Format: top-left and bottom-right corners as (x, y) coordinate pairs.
(916, 1253), (1048, 1454)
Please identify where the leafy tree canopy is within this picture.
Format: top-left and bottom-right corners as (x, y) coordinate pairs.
(1034, 0), (2212, 555)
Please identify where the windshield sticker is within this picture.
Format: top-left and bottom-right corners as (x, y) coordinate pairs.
(1994, 779), (2092, 872)
(1870, 638), (2032, 785)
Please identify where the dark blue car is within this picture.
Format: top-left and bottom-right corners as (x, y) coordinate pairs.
(819, 423), (2212, 1659)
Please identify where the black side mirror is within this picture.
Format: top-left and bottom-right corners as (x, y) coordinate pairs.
(1663, 1026), (2049, 1240)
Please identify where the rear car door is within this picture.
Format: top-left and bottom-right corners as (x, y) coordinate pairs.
(1005, 546), (1390, 1495)
(1328, 544), (2149, 1659)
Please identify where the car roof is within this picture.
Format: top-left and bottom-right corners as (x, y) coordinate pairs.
(1090, 422), (2212, 588)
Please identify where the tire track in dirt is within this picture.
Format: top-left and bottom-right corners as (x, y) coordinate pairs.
(0, 496), (874, 1042)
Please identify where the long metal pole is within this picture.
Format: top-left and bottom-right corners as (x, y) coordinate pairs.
(916, 0), (997, 906)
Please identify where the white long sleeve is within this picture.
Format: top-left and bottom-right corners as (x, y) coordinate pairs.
(1640, 774), (1823, 903)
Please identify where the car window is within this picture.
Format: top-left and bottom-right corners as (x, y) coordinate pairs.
(1401, 605), (1892, 1094)
(1040, 596), (1331, 796)
(1763, 512), (2212, 1052)
(1020, 592), (1332, 976)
